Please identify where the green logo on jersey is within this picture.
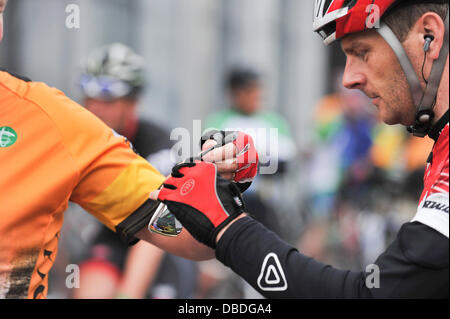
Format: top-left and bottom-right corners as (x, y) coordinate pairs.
(0, 127), (18, 148)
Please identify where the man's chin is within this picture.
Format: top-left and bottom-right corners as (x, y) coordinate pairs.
(378, 102), (414, 126)
(378, 109), (401, 126)
(381, 115), (413, 126)
(382, 117), (399, 125)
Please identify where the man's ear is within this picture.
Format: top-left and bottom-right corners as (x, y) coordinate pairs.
(420, 12), (446, 60)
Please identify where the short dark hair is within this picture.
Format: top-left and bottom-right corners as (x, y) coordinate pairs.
(226, 68), (260, 91)
(383, 3), (448, 42)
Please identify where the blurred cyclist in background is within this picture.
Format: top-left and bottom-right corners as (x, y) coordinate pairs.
(205, 67), (297, 234)
(73, 43), (197, 299)
(301, 68), (376, 266)
(200, 67), (297, 298)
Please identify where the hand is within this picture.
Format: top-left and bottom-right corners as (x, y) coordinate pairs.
(153, 160), (247, 249)
(200, 130), (258, 192)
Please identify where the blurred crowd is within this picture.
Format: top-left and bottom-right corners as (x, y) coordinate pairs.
(47, 43), (432, 299)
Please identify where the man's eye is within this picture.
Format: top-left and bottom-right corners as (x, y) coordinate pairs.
(357, 51), (368, 60)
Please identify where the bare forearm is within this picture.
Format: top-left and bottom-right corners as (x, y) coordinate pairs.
(136, 227), (215, 261)
(118, 241), (165, 298)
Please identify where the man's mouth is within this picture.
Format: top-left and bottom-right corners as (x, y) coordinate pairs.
(365, 93), (380, 106)
(371, 96), (380, 106)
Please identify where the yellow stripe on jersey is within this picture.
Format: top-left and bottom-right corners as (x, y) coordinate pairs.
(81, 156), (165, 231)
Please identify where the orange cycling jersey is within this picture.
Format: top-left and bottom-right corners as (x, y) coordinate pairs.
(0, 70), (165, 298)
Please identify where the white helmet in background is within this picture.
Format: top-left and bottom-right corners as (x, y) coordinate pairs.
(79, 42), (146, 100)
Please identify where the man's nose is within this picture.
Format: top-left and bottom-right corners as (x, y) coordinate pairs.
(342, 59), (366, 90)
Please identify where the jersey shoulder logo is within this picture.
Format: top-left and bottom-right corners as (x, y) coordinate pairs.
(0, 127), (18, 148)
(257, 252), (288, 292)
(413, 192), (449, 238)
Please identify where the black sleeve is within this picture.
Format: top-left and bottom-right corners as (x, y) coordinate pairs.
(115, 199), (160, 246)
(215, 217), (449, 299)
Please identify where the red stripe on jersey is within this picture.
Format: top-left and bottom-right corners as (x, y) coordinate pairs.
(420, 124), (449, 203)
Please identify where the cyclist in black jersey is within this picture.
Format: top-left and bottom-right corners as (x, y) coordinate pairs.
(73, 43), (197, 299)
(152, 0), (449, 298)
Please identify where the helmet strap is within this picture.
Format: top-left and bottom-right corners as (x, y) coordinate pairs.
(376, 9), (449, 138)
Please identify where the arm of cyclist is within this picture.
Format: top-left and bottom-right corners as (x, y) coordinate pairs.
(52, 90), (254, 261)
(214, 215), (448, 298)
(136, 131), (259, 261)
(152, 161), (449, 298)
(116, 241), (165, 298)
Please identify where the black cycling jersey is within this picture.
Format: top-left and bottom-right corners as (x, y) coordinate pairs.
(133, 119), (173, 159)
(216, 116), (449, 299)
(216, 217), (448, 298)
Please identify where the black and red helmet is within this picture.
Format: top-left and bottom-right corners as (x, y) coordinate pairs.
(313, 0), (447, 45)
(313, 0), (394, 44)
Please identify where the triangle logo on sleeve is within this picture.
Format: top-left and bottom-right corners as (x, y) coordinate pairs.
(257, 253), (288, 291)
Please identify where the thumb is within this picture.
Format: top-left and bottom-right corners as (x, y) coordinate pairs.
(202, 139), (218, 153)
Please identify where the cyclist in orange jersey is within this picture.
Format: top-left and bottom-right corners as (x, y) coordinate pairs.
(0, 0), (255, 298)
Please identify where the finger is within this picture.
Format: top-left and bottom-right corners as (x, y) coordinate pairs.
(202, 143), (237, 163)
(215, 158), (238, 173)
(201, 139), (218, 153)
(149, 190), (160, 201)
(219, 173), (234, 181)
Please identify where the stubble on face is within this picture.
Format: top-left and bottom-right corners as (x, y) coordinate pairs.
(341, 31), (417, 126)
(378, 55), (416, 125)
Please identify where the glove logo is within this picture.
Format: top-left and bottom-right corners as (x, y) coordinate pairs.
(180, 178), (195, 196)
(257, 253), (287, 292)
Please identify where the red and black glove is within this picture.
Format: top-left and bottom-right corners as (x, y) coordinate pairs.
(157, 160), (246, 248)
(201, 130), (258, 192)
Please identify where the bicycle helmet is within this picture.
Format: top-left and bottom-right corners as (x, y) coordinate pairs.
(79, 42), (146, 100)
